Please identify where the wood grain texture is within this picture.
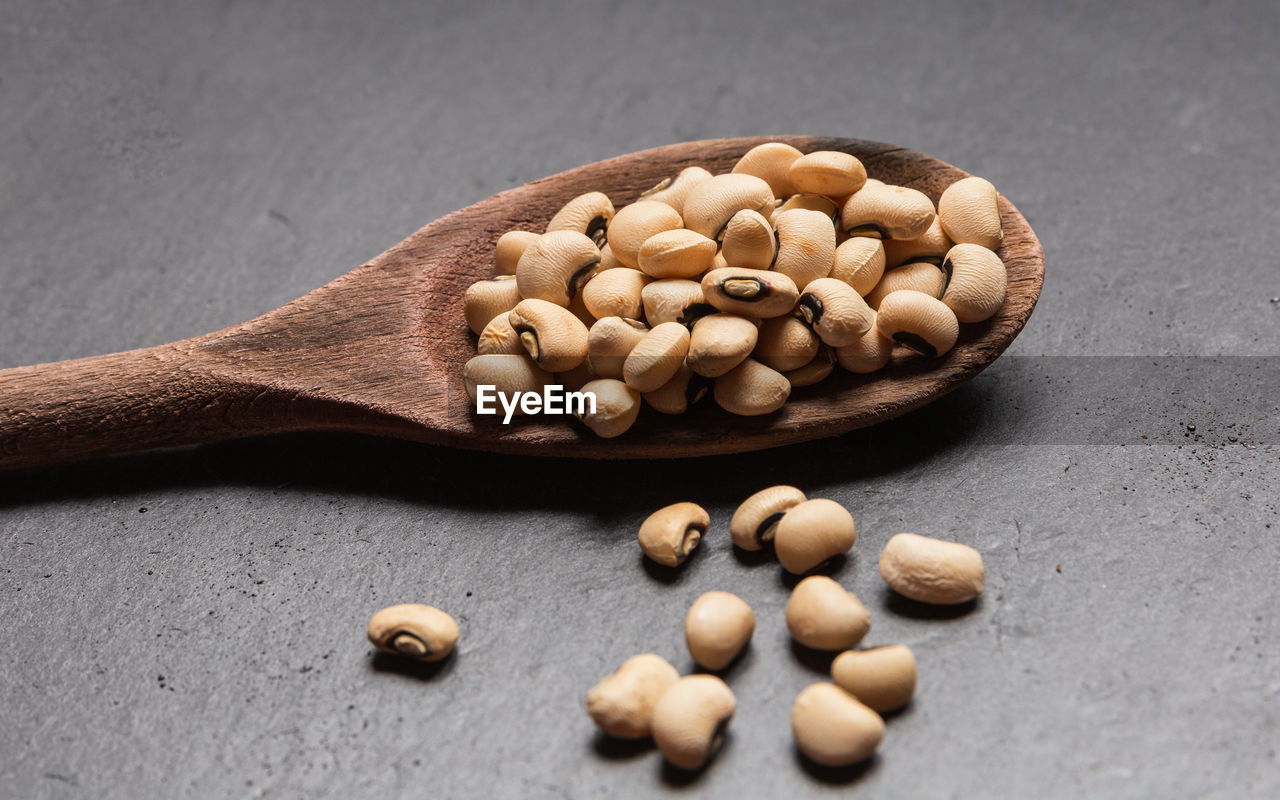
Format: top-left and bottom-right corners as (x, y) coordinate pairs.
(0, 136), (1043, 468)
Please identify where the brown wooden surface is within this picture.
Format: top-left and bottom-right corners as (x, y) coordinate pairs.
(0, 136), (1043, 468)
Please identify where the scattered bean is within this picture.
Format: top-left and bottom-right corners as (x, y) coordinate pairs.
(729, 485), (807, 551)
(586, 653), (680, 739)
(774, 498), (856, 574)
(786, 576), (872, 650)
(651, 675), (737, 770)
(638, 502), (709, 567)
(367, 604), (459, 662)
(879, 532), (985, 604)
(831, 645), (917, 712)
(791, 682), (884, 767)
(685, 591), (755, 670)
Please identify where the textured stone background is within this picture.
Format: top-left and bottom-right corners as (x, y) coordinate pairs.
(1, 1), (1277, 797)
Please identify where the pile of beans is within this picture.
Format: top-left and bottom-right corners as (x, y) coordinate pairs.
(462, 142), (1008, 437)
(588, 486), (984, 772)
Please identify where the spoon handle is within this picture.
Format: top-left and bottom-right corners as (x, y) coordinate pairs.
(0, 342), (307, 470)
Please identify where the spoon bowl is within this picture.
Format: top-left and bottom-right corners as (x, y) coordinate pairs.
(0, 136), (1042, 469)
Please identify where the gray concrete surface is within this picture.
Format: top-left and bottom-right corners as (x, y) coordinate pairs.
(1, 1), (1277, 797)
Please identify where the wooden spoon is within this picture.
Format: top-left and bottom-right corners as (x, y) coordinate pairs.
(0, 136), (1043, 469)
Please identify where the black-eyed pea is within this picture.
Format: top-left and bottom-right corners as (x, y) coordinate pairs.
(879, 532), (985, 604)
(463, 354), (554, 407)
(367, 604), (459, 662)
(774, 498), (856, 574)
(623, 321), (691, 392)
(577, 378), (641, 438)
(682, 174), (775, 242)
(938, 176), (1003, 251)
(841, 182), (936, 240)
(831, 645), (917, 713)
(774, 208), (837, 288)
(864, 262), (947, 310)
(607, 200), (684, 270)
(587, 316), (649, 380)
(941, 243), (1007, 323)
(713, 358), (790, 416)
(686, 313), (759, 378)
(581, 268), (650, 320)
(477, 313), (523, 355)
(463, 275), (522, 335)
(719, 209), (777, 269)
(835, 324), (894, 374)
(638, 501), (709, 567)
(797, 278), (874, 348)
(685, 591), (755, 671)
(788, 151), (867, 198)
(495, 230), (540, 276)
(701, 267), (799, 319)
(515, 231), (601, 307)
(791, 683), (884, 767)
(731, 141), (804, 197)
(651, 675), (736, 771)
(637, 229), (717, 279)
(831, 237), (886, 296)
(883, 216), (952, 268)
(772, 193), (839, 226)
(586, 652), (680, 737)
(508, 298), (590, 372)
(753, 315), (819, 372)
(644, 367), (712, 415)
(729, 485), (807, 551)
(586, 653), (680, 739)
(785, 575), (871, 650)
(545, 191), (615, 247)
(784, 346), (836, 388)
(642, 278), (715, 327)
(638, 166), (714, 216)
(874, 290), (959, 358)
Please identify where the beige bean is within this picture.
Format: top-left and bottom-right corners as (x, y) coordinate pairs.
(367, 604), (459, 662)
(773, 193), (839, 225)
(686, 313), (759, 378)
(682, 174), (775, 241)
(774, 498), (856, 574)
(720, 209), (777, 269)
(477, 313), (524, 355)
(785, 576), (871, 650)
(879, 532), (984, 604)
(546, 191), (615, 247)
(831, 645), (917, 713)
(587, 316), (649, 379)
(731, 141), (803, 197)
(581, 268), (650, 320)
(644, 367), (712, 415)
(495, 230), (540, 276)
(508, 298), (590, 372)
(941, 243), (1006, 323)
(713, 358), (790, 416)
(463, 275), (522, 335)
(784, 346), (836, 388)
(515, 230), (601, 307)
(638, 166), (714, 216)
(864, 261), (947, 310)
(883, 216), (952, 268)
(791, 683), (884, 767)
(831, 237), (886, 296)
(787, 151), (867, 198)
(463, 354), (553, 406)
(835, 324), (894, 373)
(607, 200), (684, 269)
(701, 267), (799, 319)
(623, 321), (691, 392)
(938, 176), (1002, 251)
(753, 315), (819, 372)
(651, 675), (736, 771)
(841, 182), (936, 240)
(729, 485), (807, 551)
(638, 502), (709, 567)
(641, 278), (713, 327)
(638, 229), (717, 279)
(586, 653), (680, 739)
(773, 208), (836, 288)
(598, 243), (625, 271)
(797, 278), (874, 347)
(874, 290), (959, 358)
(685, 591), (755, 670)
(577, 378), (642, 438)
